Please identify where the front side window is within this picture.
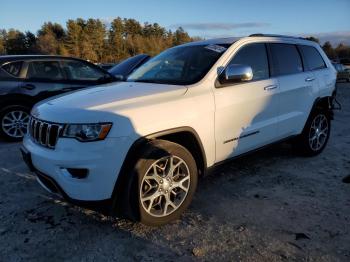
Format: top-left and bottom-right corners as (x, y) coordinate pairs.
(228, 43), (269, 80)
(127, 44), (230, 85)
(2, 61), (23, 77)
(270, 43), (303, 76)
(27, 61), (64, 80)
(61, 60), (106, 81)
(299, 45), (326, 71)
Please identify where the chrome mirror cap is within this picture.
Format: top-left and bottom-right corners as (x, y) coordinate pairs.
(219, 64), (253, 84)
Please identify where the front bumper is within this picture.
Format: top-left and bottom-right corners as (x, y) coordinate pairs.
(22, 135), (133, 201)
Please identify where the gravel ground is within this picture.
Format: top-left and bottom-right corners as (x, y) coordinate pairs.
(0, 83), (349, 262)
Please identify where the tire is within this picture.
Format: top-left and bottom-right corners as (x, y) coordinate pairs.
(295, 110), (331, 156)
(0, 105), (31, 141)
(126, 140), (198, 226)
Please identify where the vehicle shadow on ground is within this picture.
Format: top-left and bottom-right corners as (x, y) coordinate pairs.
(0, 130), (342, 260)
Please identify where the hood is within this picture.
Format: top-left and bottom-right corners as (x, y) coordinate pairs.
(32, 81), (187, 123)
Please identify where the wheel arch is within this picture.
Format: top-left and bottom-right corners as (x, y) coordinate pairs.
(146, 127), (207, 175)
(310, 95), (334, 119)
(110, 126), (207, 218)
(0, 94), (35, 110)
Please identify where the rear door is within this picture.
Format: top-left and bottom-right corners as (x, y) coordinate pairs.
(214, 43), (280, 161)
(268, 43), (319, 138)
(22, 59), (69, 102)
(0, 61), (25, 96)
(298, 45), (333, 97)
(60, 59), (111, 91)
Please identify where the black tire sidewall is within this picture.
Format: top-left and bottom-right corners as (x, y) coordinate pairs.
(0, 105), (31, 141)
(130, 140), (198, 226)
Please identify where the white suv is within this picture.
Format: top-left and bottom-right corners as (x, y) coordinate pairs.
(21, 35), (337, 226)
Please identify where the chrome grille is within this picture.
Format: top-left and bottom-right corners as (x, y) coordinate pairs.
(28, 117), (63, 149)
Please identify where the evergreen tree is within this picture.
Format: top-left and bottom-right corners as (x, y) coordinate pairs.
(335, 43), (350, 59)
(85, 19), (106, 62)
(322, 41), (336, 59)
(305, 36), (320, 43)
(37, 22), (66, 55)
(24, 31), (37, 53)
(0, 29), (7, 54)
(5, 29), (27, 54)
(3, 20), (350, 63)
(65, 19), (83, 57)
(173, 27), (191, 45)
(108, 17), (125, 61)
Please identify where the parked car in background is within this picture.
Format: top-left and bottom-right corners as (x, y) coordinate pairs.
(340, 58), (350, 69)
(108, 54), (150, 80)
(22, 35), (337, 226)
(332, 62), (350, 82)
(97, 63), (116, 71)
(0, 55), (118, 141)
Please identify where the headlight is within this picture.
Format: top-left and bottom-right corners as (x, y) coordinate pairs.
(63, 123), (112, 142)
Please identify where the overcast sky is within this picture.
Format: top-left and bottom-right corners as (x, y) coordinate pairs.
(1, 0), (349, 45)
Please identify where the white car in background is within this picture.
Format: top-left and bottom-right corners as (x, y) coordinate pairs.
(21, 34), (337, 226)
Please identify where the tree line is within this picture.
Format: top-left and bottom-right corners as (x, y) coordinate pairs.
(304, 36), (350, 61)
(0, 19), (349, 63)
(0, 18), (195, 63)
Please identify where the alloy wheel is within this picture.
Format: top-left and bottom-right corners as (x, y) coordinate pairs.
(309, 114), (329, 151)
(140, 155), (191, 217)
(1, 110), (30, 138)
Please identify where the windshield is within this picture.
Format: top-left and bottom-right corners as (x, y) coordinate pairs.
(127, 44), (229, 85)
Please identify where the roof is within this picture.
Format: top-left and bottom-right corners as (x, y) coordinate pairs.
(0, 55), (87, 63)
(181, 34), (316, 48)
(180, 37), (239, 47)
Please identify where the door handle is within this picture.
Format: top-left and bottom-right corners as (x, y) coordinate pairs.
(20, 84), (36, 90)
(264, 85), (277, 91)
(305, 77), (315, 82)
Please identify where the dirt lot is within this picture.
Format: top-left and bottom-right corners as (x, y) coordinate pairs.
(0, 83), (349, 262)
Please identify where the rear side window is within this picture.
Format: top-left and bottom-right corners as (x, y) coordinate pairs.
(269, 43), (303, 76)
(27, 61), (64, 80)
(61, 60), (105, 81)
(2, 61), (23, 77)
(299, 45), (326, 71)
(228, 43), (269, 80)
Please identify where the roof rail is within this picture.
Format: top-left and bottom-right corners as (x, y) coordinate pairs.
(249, 33), (304, 40)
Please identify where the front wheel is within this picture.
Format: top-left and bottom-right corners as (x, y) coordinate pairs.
(295, 110), (331, 156)
(128, 140), (198, 226)
(0, 105), (31, 141)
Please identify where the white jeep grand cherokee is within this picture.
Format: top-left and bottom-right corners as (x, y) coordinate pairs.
(21, 34), (337, 226)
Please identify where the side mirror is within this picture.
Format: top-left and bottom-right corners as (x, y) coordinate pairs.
(219, 64), (253, 84)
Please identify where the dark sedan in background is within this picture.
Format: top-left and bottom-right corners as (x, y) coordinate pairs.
(0, 54), (150, 141)
(108, 54), (150, 81)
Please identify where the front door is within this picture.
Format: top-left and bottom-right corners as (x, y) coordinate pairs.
(214, 43), (280, 162)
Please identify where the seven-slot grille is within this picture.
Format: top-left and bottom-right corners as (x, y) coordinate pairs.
(28, 117), (63, 149)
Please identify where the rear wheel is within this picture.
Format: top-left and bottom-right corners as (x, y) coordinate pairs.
(0, 105), (31, 141)
(127, 140), (198, 226)
(295, 110), (331, 156)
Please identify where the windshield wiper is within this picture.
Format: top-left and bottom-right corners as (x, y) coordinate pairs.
(132, 79), (165, 84)
(130, 79), (188, 85)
